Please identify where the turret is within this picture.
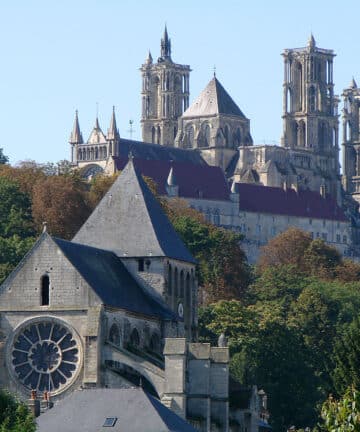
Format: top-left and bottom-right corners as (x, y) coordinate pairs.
(160, 25), (171, 62)
(107, 106), (120, 157)
(69, 110), (83, 163)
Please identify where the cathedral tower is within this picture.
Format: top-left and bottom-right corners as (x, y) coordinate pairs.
(140, 27), (191, 146)
(342, 78), (360, 203)
(281, 36), (340, 199)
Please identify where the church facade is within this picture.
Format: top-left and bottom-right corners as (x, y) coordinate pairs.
(69, 29), (359, 261)
(0, 159), (248, 431)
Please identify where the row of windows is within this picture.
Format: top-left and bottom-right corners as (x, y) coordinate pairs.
(108, 322), (161, 354)
(77, 146), (108, 161)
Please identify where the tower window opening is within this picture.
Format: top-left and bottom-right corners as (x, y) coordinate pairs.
(286, 88), (292, 113)
(41, 275), (50, 306)
(151, 126), (156, 143)
(309, 86), (316, 112)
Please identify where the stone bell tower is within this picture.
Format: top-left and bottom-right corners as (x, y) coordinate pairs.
(140, 26), (191, 146)
(342, 78), (360, 203)
(281, 35), (341, 200)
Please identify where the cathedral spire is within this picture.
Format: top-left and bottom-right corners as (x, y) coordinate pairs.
(69, 110), (83, 145)
(107, 106), (120, 142)
(308, 33), (316, 50)
(145, 50), (153, 65)
(160, 25), (171, 61)
(350, 77), (358, 89)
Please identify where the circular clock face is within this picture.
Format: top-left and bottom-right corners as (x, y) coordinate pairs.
(9, 318), (82, 394)
(177, 302), (184, 318)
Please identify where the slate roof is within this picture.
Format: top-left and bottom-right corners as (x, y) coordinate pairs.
(37, 388), (198, 432)
(114, 157), (231, 201)
(73, 159), (196, 263)
(182, 77), (246, 118)
(236, 183), (347, 221)
(53, 237), (176, 320)
(116, 138), (206, 165)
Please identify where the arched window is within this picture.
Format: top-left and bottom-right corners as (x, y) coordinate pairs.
(130, 328), (140, 348)
(149, 333), (160, 354)
(157, 126), (161, 144)
(168, 264), (172, 295)
(41, 275), (50, 306)
(151, 126), (156, 144)
(213, 209), (220, 225)
(318, 121), (327, 149)
(287, 87), (292, 113)
(224, 125), (230, 147)
(309, 86), (316, 112)
(174, 268), (178, 297)
(187, 125), (194, 148)
(179, 270), (184, 298)
(346, 121), (351, 142)
(298, 121), (306, 147)
(109, 323), (120, 346)
(103, 147), (107, 158)
(95, 147), (99, 159)
(185, 273), (191, 309)
(204, 124), (210, 147)
(233, 128), (241, 147)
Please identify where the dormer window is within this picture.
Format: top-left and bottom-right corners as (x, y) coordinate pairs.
(41, 275), (50, 306)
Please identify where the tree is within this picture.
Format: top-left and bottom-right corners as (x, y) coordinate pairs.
(87, 173), (119, 209)
(303, 238), (341, 279)
(258, 227), (312, 272)
(0, 390), (36, 432)
(0, 148), (9, 164)
(320, 387), (360, 432)
(171, 213), (251, 302)
(32, 175), (91, 239)
(331, 319), (360, 396)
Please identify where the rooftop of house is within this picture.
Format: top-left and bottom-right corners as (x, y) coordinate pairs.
(74, 158), (196, 263)
(52, 236), (177, 320)
(235, 182), (347, 221)
(36, 387), (198, 432)
(182, 76), (247, 118)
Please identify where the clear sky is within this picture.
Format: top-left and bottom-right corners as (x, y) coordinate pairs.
(1, 0), (359, 165)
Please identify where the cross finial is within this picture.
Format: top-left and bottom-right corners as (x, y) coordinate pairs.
(213, 65), (216, 77)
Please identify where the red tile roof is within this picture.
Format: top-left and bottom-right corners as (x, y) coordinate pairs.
(114, 157), (231, 201)
(236, 183), (347, 221)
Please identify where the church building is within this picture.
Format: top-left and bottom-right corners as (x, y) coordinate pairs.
(68, 29), (357, 261)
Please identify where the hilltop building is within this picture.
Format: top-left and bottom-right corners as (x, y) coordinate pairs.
(69, 29), (358, 261)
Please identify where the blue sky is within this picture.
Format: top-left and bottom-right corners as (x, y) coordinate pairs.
(1, 0), (359, 165)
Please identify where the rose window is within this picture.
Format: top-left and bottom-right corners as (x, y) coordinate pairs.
(11, 319), (81, 393)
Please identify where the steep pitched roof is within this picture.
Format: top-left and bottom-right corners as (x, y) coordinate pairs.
(37, 388), (197, 432)
(53, 237), (176, 320)
(114, 157), (230, 201)
(87, 117), (107, 144)
(236, 183), (347, 221)
(73, 159), (196, 263)
(183, 76), (246, 118)
(115, 138), (206, 165)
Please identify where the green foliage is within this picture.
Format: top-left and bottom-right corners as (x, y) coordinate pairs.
(0, 148), (9, 165)
(320, 387), (360, 432)
(331, 319), (360, 396)
(172, 214), (252, 301)
(0, 390), (36, 432)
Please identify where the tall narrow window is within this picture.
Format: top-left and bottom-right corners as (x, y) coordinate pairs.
(41, 275), (50, 306)
(309, 86), (316, 112)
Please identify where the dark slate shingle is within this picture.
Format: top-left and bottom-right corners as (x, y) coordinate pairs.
(53, 238), (176, 320)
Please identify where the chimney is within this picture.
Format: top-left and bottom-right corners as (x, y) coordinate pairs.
(40, 391), (53, 413)
(28, 390), (40, 418)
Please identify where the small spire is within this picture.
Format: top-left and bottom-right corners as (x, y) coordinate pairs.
(107, 106), (120, 141)
(160, 24), (171, 60)
(69, 110), (83, 145)
(213, 65), (216, 78)
(350, 77), (358, 89)
(167, 166), (177, 186)
(95, 117), (100, 129)
(42, 222), (47, 233)
(146, 50), (153, 64)
(308, 33), (316, 49)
